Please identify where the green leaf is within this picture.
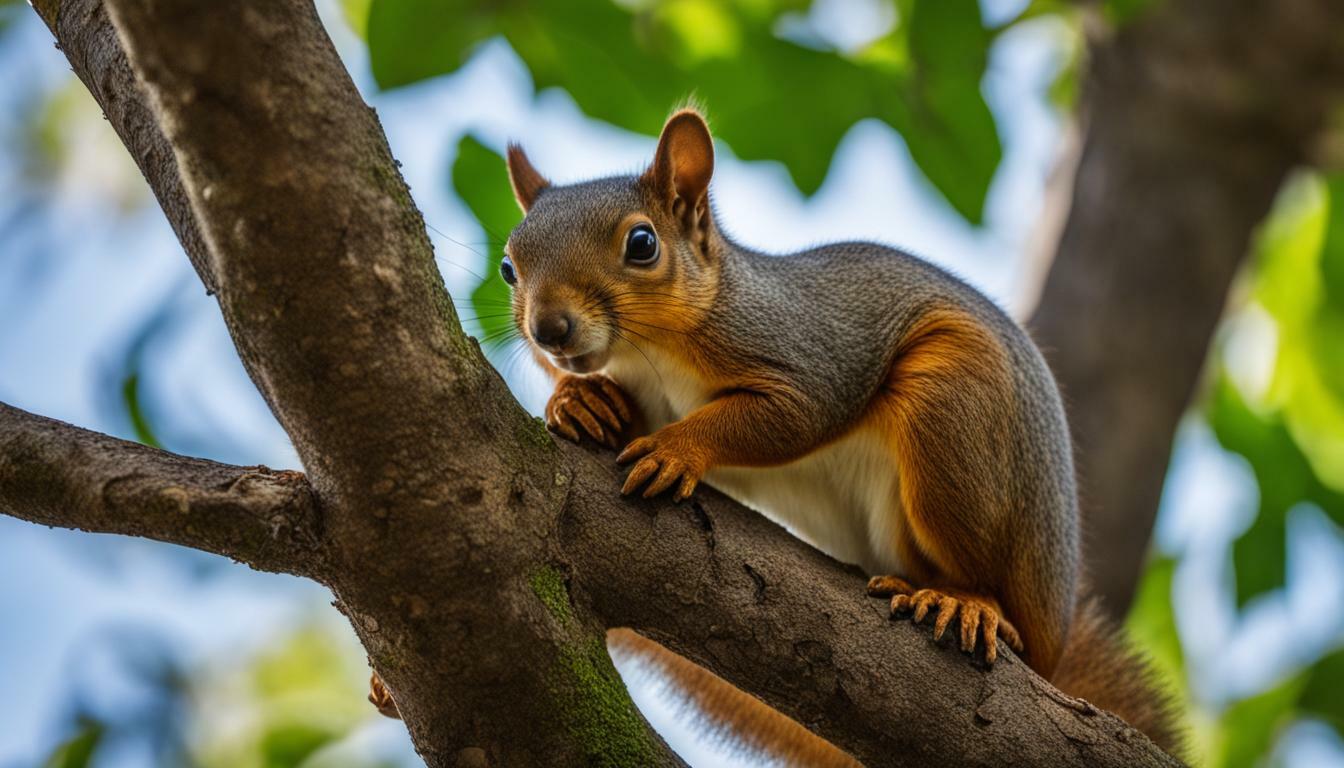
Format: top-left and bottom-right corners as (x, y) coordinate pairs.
(1209, 172), (1344, 606)
(1314, 175), (1344, 404)
(904, 0), (1001, 222)
(1299, 647), (1344, 735)
(1208, 376), (1344, 605)
(1176, 639), (1344, 768)
(367, 0), (486, 90)
(1248, 173), (1344, 497)
(1213, 673), (1305, 768)
(1318, 176), (1344, 310)
(339, 0), (373, 38)
(259, 723), (337, 768)
(1125, 556), (1185, 689)
(41, 723), (104, 768)
(365, 0), (1002, 218)
(450, 134), (521, 348)
(1208, 645), (1344, 767)
(1103, 0), (1158, 26)
(121, 372), (163, 449)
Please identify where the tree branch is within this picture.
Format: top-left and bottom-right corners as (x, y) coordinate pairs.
(561, 444), (1181, 768)
(0, 402), (323, 577)
(32, 0), (216, 293)
(1030, 0), (1344, 616)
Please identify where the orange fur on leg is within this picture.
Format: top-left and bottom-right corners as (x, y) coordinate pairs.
(869, 307), (1071, 676)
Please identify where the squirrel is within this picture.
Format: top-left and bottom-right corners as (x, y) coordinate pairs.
(365, 108), (1180, 763)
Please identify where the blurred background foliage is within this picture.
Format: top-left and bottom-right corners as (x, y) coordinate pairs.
(1, 0), (1342, 766)
(365, 0), (1003, 218)
(32, 622), (403, 768)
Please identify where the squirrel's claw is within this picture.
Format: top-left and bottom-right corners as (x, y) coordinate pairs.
(616, 436), (654, 464)
(997, 616), (1025, 654)
(594, 376), (635, 424)
(546, 374), (633, 448)
(866, 575), (915, 597)
(549, 416), (582, 444)
(580, 387), (624, 432)
(617, 433), (705, 501)
(870, 578), (1023, 664)
(621, 453), (660, 494)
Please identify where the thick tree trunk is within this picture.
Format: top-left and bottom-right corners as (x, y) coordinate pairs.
(0, 0), (1190, 765)
(33, 0), (680, 765)
(1030, 0), (1344, 616)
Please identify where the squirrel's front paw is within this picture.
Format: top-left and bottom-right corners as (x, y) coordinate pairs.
(617, 431), (708, 501)
(867, 577), (1024, 664)
(545, 374), (634, 448)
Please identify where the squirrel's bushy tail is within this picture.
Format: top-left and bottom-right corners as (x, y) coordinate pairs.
(607, 628), (860, 767)
(1050, 598), (1184, 757)
(610, 605), (1182, 766)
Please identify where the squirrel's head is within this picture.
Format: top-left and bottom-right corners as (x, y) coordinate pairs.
(503, 109), (719, 374)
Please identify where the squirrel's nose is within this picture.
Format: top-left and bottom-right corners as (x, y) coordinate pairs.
(532, 311), (574, 349)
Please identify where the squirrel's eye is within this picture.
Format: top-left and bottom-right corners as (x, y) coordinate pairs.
(624, 224), (659, 266)
(500, 256), (517, 285)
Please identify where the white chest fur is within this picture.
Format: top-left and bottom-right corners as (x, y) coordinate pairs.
(601, 349), (905, 576)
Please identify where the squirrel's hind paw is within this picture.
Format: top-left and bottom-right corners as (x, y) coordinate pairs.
(868, 579), (1023, 664)
(368, 672), (401, 719)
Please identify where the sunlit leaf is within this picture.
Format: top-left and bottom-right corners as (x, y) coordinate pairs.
(24, 79), (148, 210)
(450, 135), (521, 348)
(1044, 14), (1083, 109)
(1208, 377), (1344, 605)
(1249, 173), (1344, 493)
(340, 0), (373, 38)
(1309, 174), (1344, 409)
(195, 626), (376, 768)
(1208, 172), (1344, 606)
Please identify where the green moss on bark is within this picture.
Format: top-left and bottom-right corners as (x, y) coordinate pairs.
(516, 415), (555, 453)
(529, 565), (572, 624)
(528, 566), (657, 763)
(554, 639), (659, 767)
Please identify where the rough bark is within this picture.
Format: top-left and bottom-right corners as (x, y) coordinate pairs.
(0, 403), (322, 576)
(1030, 0), (1344, 616)
(0, 0), (1191, 765)
(32, 0), (216, 293)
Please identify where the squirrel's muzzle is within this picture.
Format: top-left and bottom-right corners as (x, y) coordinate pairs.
(531, 310), (575, 350)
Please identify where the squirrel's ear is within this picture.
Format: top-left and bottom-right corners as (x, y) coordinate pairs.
(645, 109), (714, 226)
(506, 142), (549, 213)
